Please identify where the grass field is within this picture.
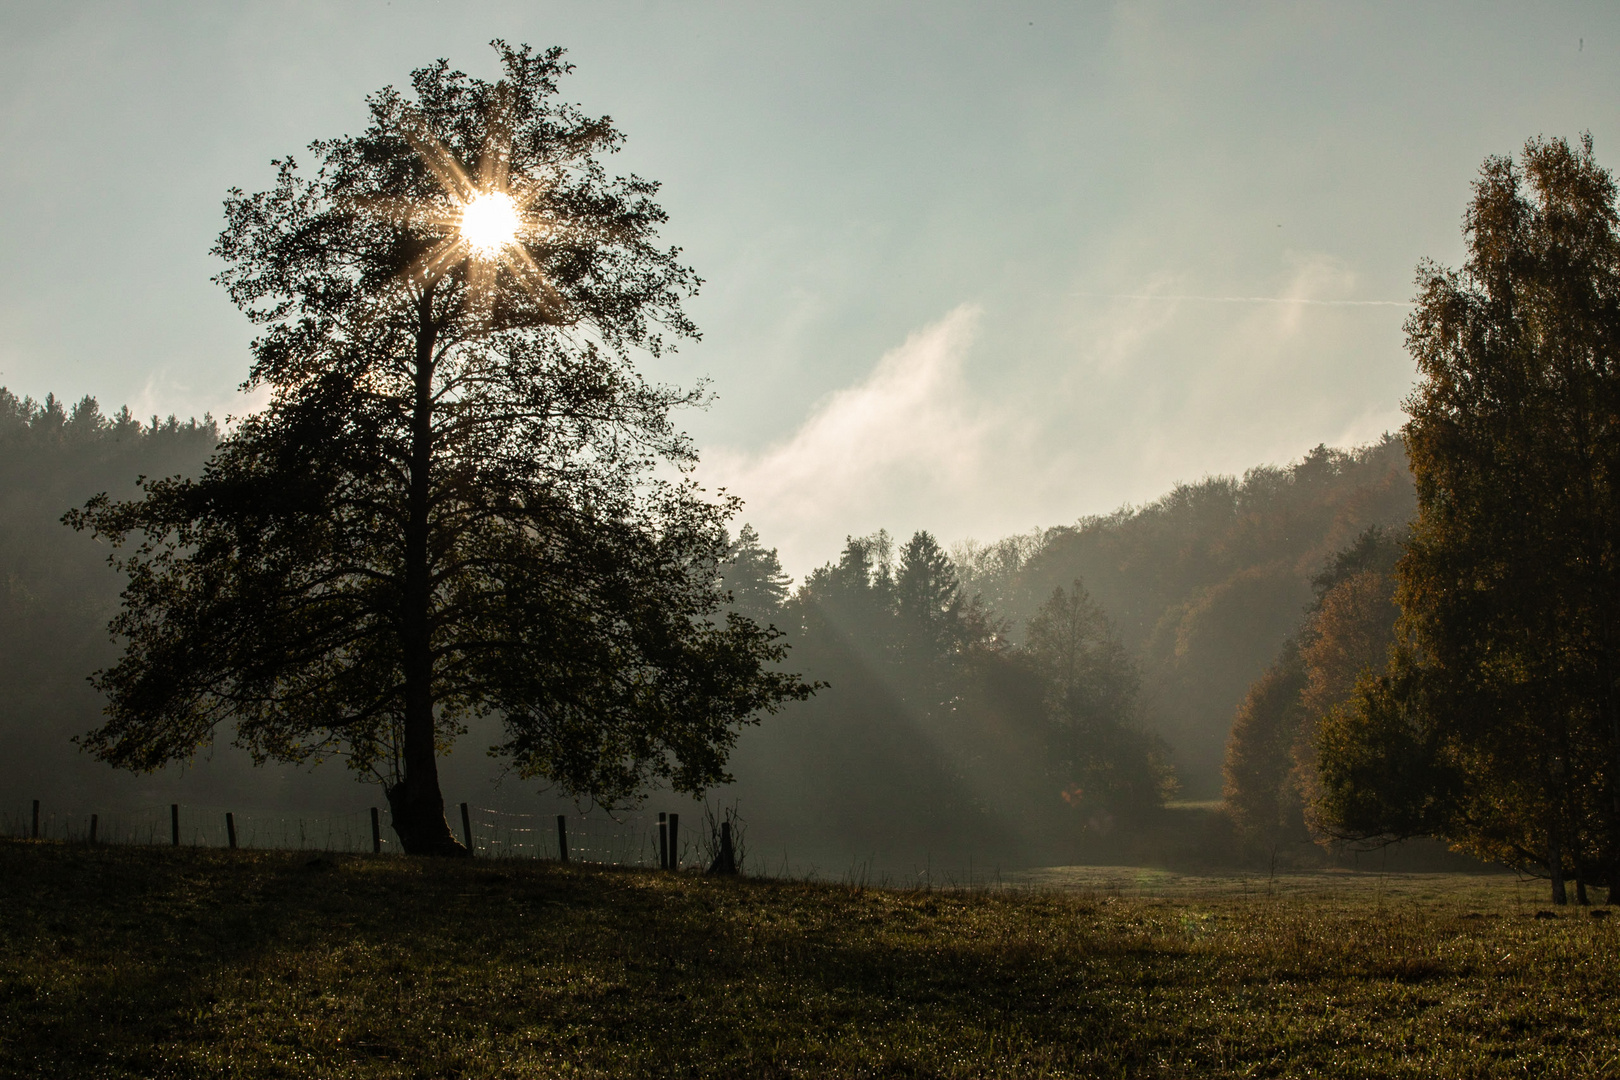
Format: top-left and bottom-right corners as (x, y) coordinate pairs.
(2, 839), (1617, 1078)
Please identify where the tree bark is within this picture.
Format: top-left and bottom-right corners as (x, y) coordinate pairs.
(390, 297), (465, 856)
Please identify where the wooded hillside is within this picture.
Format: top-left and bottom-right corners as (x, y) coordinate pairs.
(955, 436), (1414, 797)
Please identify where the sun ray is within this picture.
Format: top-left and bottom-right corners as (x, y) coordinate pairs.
(402, 122), (475, 205)
(478, 86), (515, 196)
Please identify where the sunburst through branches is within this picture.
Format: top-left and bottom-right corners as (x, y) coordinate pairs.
(383, 89), (565, 314)
(459, 190), (522, 257)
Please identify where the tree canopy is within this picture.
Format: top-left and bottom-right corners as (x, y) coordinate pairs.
(1314, 136), (1620, 903)
(69, 45), (811, 854)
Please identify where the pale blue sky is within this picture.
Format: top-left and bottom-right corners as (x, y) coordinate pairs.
(3, 2), (1616, 574)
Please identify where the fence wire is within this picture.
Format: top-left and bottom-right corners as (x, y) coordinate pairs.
(1, 800), (708, 867)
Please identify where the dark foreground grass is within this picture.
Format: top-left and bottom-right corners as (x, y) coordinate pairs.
(2, 840), (1618, 1078)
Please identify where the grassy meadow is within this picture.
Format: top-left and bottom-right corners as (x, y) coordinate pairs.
(1, 839), (1617, 1078)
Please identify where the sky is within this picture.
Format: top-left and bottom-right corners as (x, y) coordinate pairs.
(3, 2), (1617, 578)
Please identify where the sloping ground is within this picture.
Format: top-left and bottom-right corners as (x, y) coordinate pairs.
(2, 840), (1617, 1078)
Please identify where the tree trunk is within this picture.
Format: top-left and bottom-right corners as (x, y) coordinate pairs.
(1550, 828), (1568, 906)
(390, 297), (465, 857)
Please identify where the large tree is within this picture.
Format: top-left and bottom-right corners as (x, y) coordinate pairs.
(1315, 136), (1620, 902)
(70, 45), (810, 854)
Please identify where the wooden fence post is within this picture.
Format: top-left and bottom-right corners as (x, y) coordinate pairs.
(370, 807), (381, 854)
(556, 814), (569, 863)
(668, 812), (679, 870)
(225, 812), (237, 850)
(31, 800), (39, 840)
(89, 814), (98, 845)
(658, 812), (668, 869)
(170, 804), (180, 847)
(460, 802), (473, 854)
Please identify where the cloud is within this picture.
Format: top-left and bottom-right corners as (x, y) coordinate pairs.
(701, 305), (995, 577)
(701, 254), (1417, 583)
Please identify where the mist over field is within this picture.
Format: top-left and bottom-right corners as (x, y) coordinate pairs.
(0, 390), (1418, 872)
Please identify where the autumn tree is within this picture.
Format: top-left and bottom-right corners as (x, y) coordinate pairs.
(1222, 527), (1403, 847)
(1222, 641), (1307, 842)
(1315, 136), (1620, 903)
(69, 45), (811, 854)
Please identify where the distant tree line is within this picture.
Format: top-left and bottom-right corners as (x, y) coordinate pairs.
(0, 390), (219, 803)
(716, 525), (1173, 865)
(955, 439), (1415, 798)
(0, 389), (219, 699)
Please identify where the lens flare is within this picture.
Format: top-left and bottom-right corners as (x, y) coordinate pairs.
(459, 191), (521, 257)
(391, 102), (565, 315)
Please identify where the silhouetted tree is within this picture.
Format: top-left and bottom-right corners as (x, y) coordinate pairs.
(1316, 136), (1620, 903)
(68, 46), (810, 854)
(892, 530), (965, 708)
(718, 524), (791, 626)
(799, 531), (895, 646)
(895, 532), (959, 628)
(1025, 581), (1175, 822)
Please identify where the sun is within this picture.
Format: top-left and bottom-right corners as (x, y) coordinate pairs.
(459, 190), (522, 258)
(387, 97), (564, 314)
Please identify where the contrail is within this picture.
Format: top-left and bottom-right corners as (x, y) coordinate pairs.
(1077, 292), (1410, 307)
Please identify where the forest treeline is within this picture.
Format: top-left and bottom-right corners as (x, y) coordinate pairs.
(953, 437), (1414, 797)
(1, 381), (1416, 867)
(716, 439), (1417, 868)
(0, 391), (220, 806)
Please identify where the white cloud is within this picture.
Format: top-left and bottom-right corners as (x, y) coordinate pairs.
(701, 254), (1417, 581)
(701, 305), (996, 577)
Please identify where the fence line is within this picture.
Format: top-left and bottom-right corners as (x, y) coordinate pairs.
(1, 800), (706, 867)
